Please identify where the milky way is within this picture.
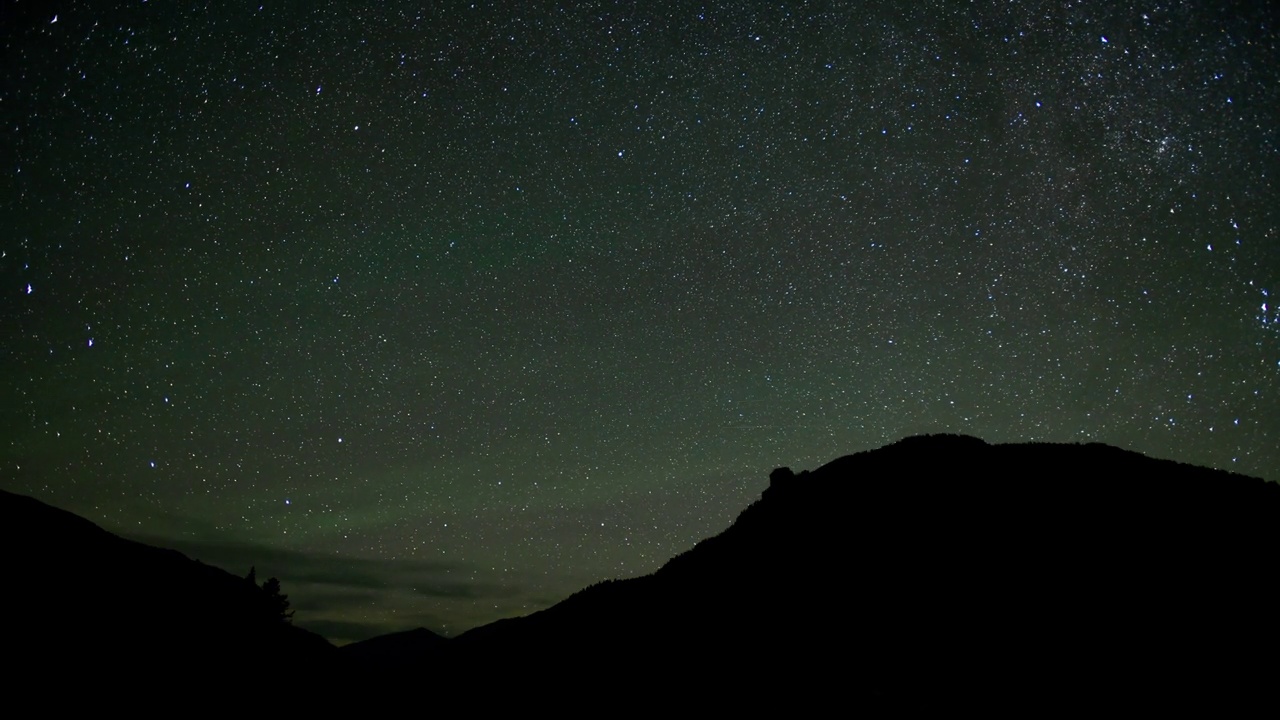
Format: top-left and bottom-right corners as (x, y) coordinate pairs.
(2, 1), (1276, 642)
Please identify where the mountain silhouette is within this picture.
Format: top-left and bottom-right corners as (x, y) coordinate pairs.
(357, 435), (1280, 706)
(6, 435), (1278, 707)
(0, 488), (337, 682)
(338, 627), (449, 671)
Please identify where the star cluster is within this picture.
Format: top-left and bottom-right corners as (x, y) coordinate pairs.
(2, 1), (1276, 642)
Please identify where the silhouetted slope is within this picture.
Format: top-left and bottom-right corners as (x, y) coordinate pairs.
(339, 627), (449, 671)
(11, 434), (1278, 706)
(0, 489), (337, 679)
(450, 435), (1280, 704)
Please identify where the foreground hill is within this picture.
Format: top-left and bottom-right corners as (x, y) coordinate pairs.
(0, 489), (337, 680)
(365, 435), (1280, 705)
(7, 434), (1278, 706)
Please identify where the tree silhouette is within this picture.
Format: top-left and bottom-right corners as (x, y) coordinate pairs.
(261, 576), (295, 624)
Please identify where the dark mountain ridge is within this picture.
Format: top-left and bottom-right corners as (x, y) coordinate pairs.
(5, 435), (1278, 706)
(0, 488), (337, 681)
(358, 435), (1280, 704)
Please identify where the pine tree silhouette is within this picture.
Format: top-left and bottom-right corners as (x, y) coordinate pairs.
(261, 576), (294, 624)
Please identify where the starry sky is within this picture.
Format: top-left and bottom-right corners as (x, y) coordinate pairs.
(2, 0), (1277, 644)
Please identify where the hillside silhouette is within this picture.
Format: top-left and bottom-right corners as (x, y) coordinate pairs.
(0, 489), (337, 681)
(339, 627), (449, 671)
(5, 435), (1279, 706)
(357, 435), (1280, 705)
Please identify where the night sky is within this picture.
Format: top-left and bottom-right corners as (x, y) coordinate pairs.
(2, 1), (1277, 644)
